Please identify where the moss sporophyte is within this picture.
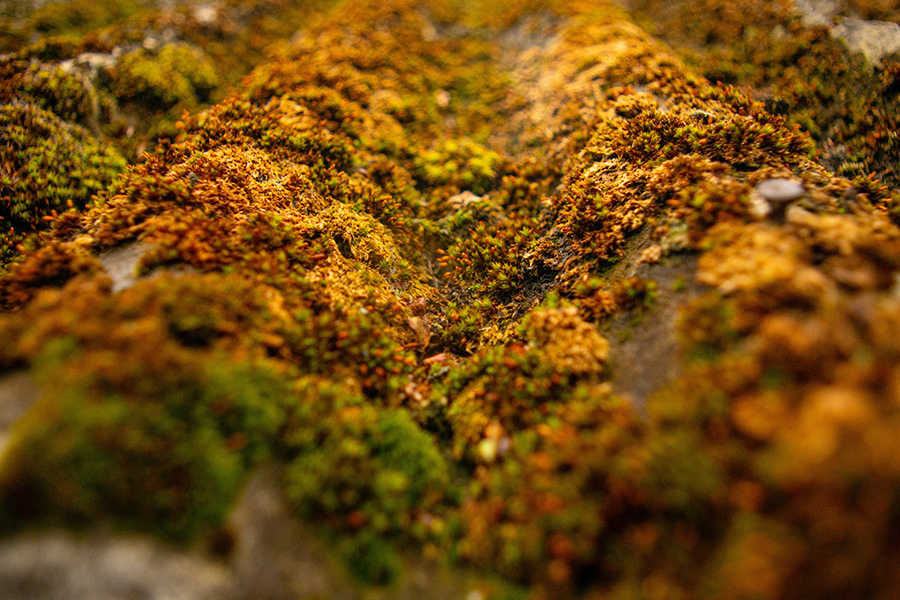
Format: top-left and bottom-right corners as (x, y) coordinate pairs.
(2, 0), (900, 597)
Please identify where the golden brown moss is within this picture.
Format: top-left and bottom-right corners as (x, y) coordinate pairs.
(628, 0), (900, 188)
(2, 0), (900, 597)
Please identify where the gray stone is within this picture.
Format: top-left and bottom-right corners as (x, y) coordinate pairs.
(791, 1), (900, 66)
(793, 0), (841, 27)
(0, 532), (237, 600)
(99, 242), (154, 293)
(756, 178), (805, 203)
(831, 18), (900, 66)
(0, 371), (40, 456)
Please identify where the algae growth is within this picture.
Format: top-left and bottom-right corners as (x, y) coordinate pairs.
(1, 0), (900, 598)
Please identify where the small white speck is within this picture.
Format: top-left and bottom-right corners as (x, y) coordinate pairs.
(193, 5), (218, 26)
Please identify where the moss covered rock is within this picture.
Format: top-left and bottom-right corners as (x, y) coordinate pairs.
(1, 1), (900, 598)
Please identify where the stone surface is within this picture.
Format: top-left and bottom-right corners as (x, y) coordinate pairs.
(0, 532), (236, 600)
(756, 178), (805, 203)
(832, 18), (900, 65)
(0, 371), (39, 456)
(793, 0), (900, 65)
(98, 242), (155, 293)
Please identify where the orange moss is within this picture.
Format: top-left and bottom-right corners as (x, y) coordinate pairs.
(2, 1), (900, 597)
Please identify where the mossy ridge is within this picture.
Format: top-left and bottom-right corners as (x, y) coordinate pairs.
(428, 6), (900, 597)
(1, 0), (900, 598)
(0, 0), (497, 582)
(627, 0), (900, 189)
(0, 0), (348, 269)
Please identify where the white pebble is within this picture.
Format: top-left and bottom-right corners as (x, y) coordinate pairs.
(756, 178), (804, 203)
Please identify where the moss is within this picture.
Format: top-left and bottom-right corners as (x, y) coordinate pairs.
(0, 322), (294, 539)
(558, 88), (816, 263)
(1, 0), (345, 161)
(628, 0), (900, 187)
(111, 42), (219, 115)
(458, 387), (651, 593)
(21, 0), (148, 39)
(2, 0), (900, 598)
(0, 59), (117, 130)
(414, 137), (503, 195)
(435, 307), (609, 462)
(0, 102), (126, 268)
(283, 394), (450, 582)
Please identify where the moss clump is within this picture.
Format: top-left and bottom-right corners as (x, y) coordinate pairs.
(0, 58), (118, 131)
(414, 137), (503, 195)
(0, 102), (126, 268)
(111, 42), (219, 114)
(439, 219), (543, 300)
(1, 1), (345, 162)
(284, 389), (450, 583)
(0, 278), (297, 539)
(559, 89), (816, 263)
(20, 0), (149, 40)
(112, 42), (217, 134)
(458, 387), (651, 594)
(436, 307), (609, 461)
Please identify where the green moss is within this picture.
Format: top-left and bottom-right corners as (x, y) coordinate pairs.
(284, 403), (449, 577)
(0, 102), (126, 268)
(414, 137), (503, 195)
(439, 219), (541, 298)
(113, 43), (218, 111)
(269, 376), (452, 583)
(0, 60), (115, 130)
(0, 342), (293, 540)
(435, 307), (609, 461)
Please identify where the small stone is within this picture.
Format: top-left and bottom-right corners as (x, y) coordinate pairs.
(756, 178), (805, 203)
(448, 191), (484, 209)
(99, 241), (156, 293)
(193, 5), (218, 26)
(831, 18), (900, 67)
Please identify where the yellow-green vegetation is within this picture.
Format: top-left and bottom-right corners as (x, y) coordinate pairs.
(0, 0), (150, 48)
(0, 0), (348, 266)
(110, 42), (219, 126)
(0, 0), (344, 158)
(0, 102), (127, 267)
(1, 0), (900, 598)
(628, 0), (900, 188)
